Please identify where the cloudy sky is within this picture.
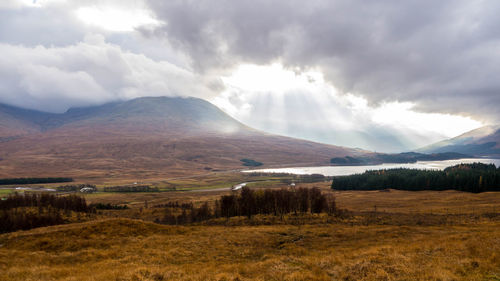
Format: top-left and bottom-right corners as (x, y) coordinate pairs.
(1, 0), (498, 152)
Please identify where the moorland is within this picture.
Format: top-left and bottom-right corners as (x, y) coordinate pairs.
(1, 173), (499, 281)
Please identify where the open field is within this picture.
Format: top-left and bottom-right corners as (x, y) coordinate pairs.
(333, 189), (500, 215)
(0, 172), (292, 193)
(1, 181), (499, 280)
(0, 189), (14, 195)
(1, 218), (499, 280)
(80, 180), (500, 219)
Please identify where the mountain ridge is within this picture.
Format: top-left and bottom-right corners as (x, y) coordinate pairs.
(419, 125), (500, 157)
(0, 97), (252, 135)
(0, 96), (363, 181)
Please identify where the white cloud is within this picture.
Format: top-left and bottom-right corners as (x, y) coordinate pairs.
(0, 36), (215, 113)
(76, 5), (160, 32)
(147, 0), (500, 123)
(0, 0), (492, 152)
(19, 64), (109, 100)
(0, 0), (66, 9)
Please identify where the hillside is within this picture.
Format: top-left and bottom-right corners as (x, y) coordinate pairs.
(0, 104), (43, 138)
(1, 190), (499, 281)
(0, 97), (362, 181)
(330, 151), (471, 165)
(419, 125), (500, 157)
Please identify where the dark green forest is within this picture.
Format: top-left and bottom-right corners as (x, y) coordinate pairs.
(103, 185), (158, 192)
(240, 158), (263, 167)
(331, 163), (500, 193)
(0, 177), (73, 185)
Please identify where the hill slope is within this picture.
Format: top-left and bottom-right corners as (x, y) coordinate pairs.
(0, 104), (48, 138)
(1, 215), (499, 281)
(419, 125), (500, 157)
(0, 97), (362, 181)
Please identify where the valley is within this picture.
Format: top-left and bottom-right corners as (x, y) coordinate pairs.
(1, 181), (499, 280)
(2, 1), (500, 280)
(0, 94), (499, 281)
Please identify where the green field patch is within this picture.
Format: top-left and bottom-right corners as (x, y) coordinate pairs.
(0, 189), (14, 195)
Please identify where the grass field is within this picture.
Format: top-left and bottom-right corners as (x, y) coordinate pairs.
(0, 189), (14, 195)
(1, 218), (499, 280)
(1, 180), (499, 281)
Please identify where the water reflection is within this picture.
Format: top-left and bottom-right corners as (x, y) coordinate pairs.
(243, 159), (500, 176)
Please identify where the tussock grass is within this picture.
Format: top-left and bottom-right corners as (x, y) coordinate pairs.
(1, 217), (499, 280)
(1, 188), (499, 280)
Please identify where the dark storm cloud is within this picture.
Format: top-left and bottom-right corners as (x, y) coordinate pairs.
(147, 0), (500, 122)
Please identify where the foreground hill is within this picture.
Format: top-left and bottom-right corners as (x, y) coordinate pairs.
(1, 212), (499, 280)
(419, 125), (500, 157)
(0, 97), (361, 181)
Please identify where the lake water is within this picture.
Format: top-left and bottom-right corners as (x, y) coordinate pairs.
(243, 158), (500, 177)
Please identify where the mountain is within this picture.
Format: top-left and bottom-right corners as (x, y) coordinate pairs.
(0, 104), (46, 138)
(330, 151), (471, 165)
(0, 97), (363, 181)
(1, 97), (247, 135)
(419, 125), (500, 157)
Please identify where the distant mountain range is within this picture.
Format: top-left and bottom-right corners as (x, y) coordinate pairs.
(419, 125), (500, 157)
(330, 151), (471, 165)
(0, 97), (364, 181)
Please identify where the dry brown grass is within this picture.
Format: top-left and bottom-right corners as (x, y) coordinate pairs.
(0, 125), (359, 182)
(288, 182), (500, 215)
(0, 218), (499, 281)
(1, 186), (499, 280)
(84, 182), (500, 220)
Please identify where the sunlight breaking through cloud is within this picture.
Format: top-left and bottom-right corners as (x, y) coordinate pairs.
(213, 64), (483, 152)
(0, 0), (494, 153)
(76, 6), (160, 32)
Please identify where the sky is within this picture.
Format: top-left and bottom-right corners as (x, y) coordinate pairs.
(1, 0), (498, 152)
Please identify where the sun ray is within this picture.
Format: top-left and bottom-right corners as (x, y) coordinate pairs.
(213, 63), (483, 152)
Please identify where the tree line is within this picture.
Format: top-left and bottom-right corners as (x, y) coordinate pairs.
(281, 174), (330, 184)
(103, 185), (159, 192)
(245, 172), (330, 184)
(0, 177), (73, 185)
(240, 158), (263, 167)
(89, 203), (129, 210)
(0, 193), (90, 233)
(0, 193), (89, 212)
(161, 187), (337, 225)
(57, 184), (96, 192)
(331, 163), (500, 193)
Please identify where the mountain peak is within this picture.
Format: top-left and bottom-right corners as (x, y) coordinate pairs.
(419, 124), (500, 157)
(0, 96), (359, 180)
(1, 96), (248, 136)
(451, 125), (500, 141)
